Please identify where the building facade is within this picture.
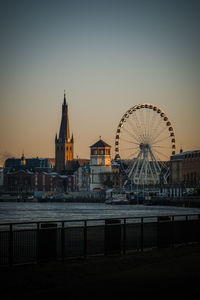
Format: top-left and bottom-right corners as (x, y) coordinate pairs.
(74, 163), (90, 191)
(89, 139), (112, 190)
(4, 170), (74, 193)
(170, 150), (200, 185)
(4, 155), (55, 172)
(55, 91), (74, 173)
(2, 155), (74, 193)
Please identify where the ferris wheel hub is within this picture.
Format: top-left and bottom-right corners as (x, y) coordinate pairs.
(139, 143), (151, 151)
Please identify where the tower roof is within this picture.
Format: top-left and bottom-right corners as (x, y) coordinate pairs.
(59, 91), (70, 141)
(90, 139), (111, 148)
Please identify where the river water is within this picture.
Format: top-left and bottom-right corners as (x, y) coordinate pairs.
(0, 202), (200, 224)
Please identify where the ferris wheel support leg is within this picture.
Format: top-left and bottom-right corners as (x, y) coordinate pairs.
(147, 158), (157, 185)
(144, 150), (150, 185)
(127, 151), (142, 181)
(157, 160), (169, 184)
(149, 150), (160, 183)
(132, 152), (143, 185)
(138, 154), (146, 185)
(151, 149), (170, 184)
(151, 150), (162, 173)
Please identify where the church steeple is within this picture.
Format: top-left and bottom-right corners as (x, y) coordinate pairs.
(59, 91), (70, 142)
(55, 91), (74, 173)
(63, 90), (66, 105)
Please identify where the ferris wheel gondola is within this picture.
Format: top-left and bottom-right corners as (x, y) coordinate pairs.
(115, 104), (176, 189)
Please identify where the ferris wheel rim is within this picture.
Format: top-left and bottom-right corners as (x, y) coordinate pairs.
(114, 103), (176, 187)
(115, 103), (176, 161)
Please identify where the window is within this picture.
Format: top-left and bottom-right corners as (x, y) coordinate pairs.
(99, 150), (104, 155)
(91, 149), (97, 155)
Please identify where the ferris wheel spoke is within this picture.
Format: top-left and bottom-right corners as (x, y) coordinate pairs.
(134, 112), (146, 141)
(128, 117), (145, 142)
(146, 109), (152, 143)
(151, 125), (168, 143)
(151, 135), (171, 145)
(127, 119), (143, 143)
(151, 145), (172, 152)
(120, 135), (140, 145)
(126, 149), (140, 159)
(150, 115), (162, 136)
(144, 108), (150, 141)
(123, 127), (141, 144)
(153, 148), (169, 160)
(121, 146), (140, 151)
(150, 117), (165, 142)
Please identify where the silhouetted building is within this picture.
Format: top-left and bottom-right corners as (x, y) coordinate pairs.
(4, 154), (55, 172)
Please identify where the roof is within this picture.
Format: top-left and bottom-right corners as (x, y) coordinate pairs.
(90, 139), (111, 148)
(171, 150), (200, 161)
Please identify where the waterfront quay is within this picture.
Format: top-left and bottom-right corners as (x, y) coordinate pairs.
(1, 244), (200, 298)
(1, 213), (200, 267)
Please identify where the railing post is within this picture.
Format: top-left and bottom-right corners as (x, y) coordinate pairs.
(36, 223), (40, 264)
(185, 215), (188, 245)
(172, 216), (175, 248)
(104, 220), (107, 256)
(123, 218), (126, 255)
(83, 220), (87, 258)
(9, 224), (13, 267)
(141, 217), (143, 252)
(61, 221), (65, 261)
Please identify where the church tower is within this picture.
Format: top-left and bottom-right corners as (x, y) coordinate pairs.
(55, 91), (74, 173)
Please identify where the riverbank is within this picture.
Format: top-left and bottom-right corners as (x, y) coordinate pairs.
(1, 244), (200, 298)
(0, 195), (200, 207)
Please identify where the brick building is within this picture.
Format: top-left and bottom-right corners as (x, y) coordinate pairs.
(3, 154), (74, 192)
(4, 170), (73, 193)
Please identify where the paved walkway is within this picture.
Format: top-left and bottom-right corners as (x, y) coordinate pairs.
(1, 244), (200, 299)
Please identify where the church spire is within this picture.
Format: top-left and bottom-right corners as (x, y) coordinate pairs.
(59, 91), (70, 141)
(55, 91), (74, 173)
(64, 89), (66, 105)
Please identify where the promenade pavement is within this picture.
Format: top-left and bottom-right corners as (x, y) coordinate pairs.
(1, 244), (200, 299)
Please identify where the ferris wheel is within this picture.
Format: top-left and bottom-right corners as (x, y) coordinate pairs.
(115, 104), (176, 188)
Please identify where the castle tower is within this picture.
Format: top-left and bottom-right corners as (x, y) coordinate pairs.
(89, 138), (111, 190)
(55, 91), (74, 173)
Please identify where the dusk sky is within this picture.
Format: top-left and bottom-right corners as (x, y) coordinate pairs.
(0, 0), (200, 165)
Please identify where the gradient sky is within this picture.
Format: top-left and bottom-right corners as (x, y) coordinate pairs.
(0, 0), (200, 165)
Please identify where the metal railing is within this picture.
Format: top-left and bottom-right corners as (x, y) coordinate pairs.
(0, 214), (200, 266)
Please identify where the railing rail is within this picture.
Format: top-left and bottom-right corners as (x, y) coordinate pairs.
(0, 213), (200, 267)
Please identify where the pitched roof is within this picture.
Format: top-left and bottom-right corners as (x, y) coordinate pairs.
(90, 139), (111, 148)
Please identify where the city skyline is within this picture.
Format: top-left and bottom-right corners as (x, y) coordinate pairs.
(1, 0), (200, 166)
